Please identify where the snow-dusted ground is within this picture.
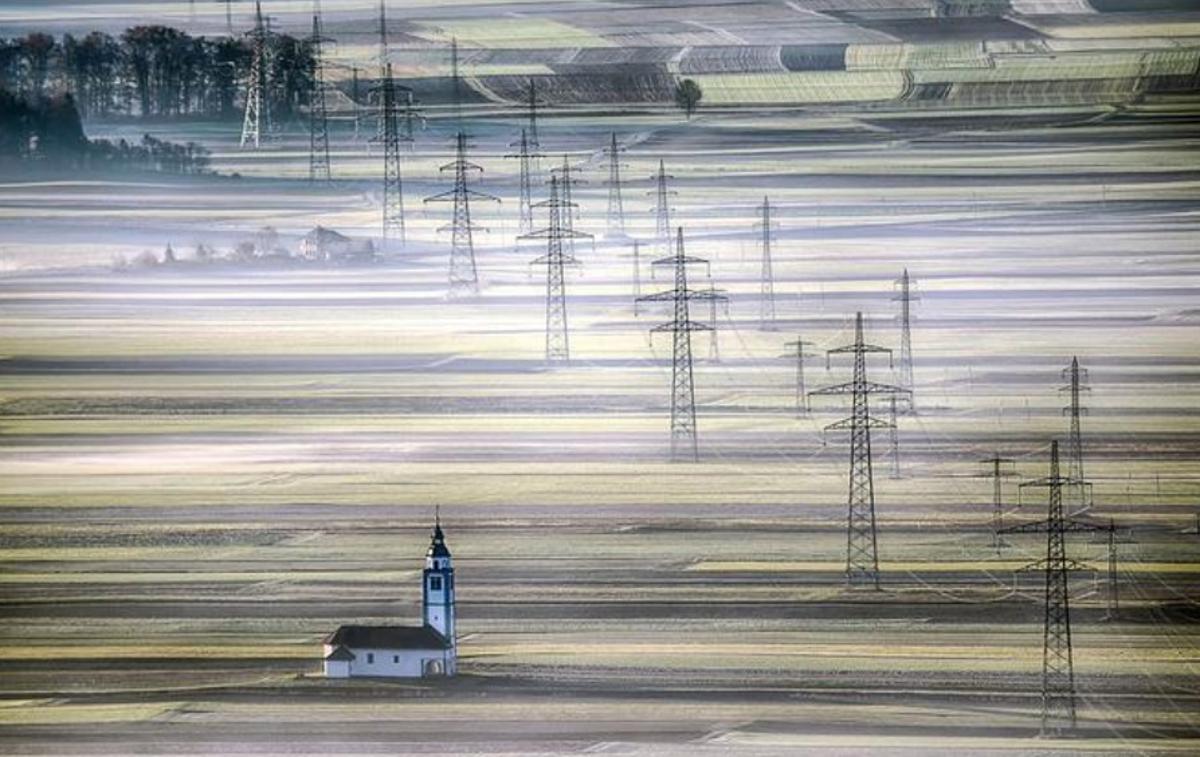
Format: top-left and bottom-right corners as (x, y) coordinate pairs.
(2, 13), (1200, 751)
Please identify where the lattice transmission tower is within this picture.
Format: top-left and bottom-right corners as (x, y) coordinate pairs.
(526, 78), (541, 154)
(979, 454), (1017, 549)
(631, 240), (642, 300)
(637, 227), (726, 461)
(401, 90), (423, 150)
(782, 336), (816, 415)
(894, 268), (918, 411)
(999, 438), (1133, 734)
(704, 277), (728, 364)
(1061, 356), (1092, 513)
(372, 0), (388, 147)
(505, 129), (541, 236)
(372, 63), (406, 249)
(810, 312), (909, 588)
(887, 395), (901, 479)
(424, 132), (499, 296)
(550, 157), (587, 259)
(350, 67), (362, 141)
(755, 196), (778, 330)
(1013, 441), (1080, 735)
(239, 1), (271, 149)
(520, 176), (591, 363)
(604, 132), (626, 237)
(648, 160), (676, 260)
(306, 4), (331, 182)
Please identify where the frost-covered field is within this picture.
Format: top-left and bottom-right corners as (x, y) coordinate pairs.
(3, 2), (1200, 754)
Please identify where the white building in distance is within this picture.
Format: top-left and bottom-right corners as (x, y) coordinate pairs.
(323, 520), (457, 678)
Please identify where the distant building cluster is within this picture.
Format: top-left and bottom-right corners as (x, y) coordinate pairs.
(113, 226), (376, 271)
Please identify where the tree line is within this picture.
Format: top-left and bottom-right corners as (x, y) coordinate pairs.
(0, 26), (315, 121)
(1, 89), (211, 174)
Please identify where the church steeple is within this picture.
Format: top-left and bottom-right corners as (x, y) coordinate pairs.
(422, 513), (455, 644)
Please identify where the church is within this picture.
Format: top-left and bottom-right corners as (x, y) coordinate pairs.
(322, 519), (457, 678)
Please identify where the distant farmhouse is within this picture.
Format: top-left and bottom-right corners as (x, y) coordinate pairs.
(300, 225), (375, 263)
(323, 520), (457, 678)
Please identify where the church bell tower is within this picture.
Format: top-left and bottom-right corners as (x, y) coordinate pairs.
(422, 515), (455, 644)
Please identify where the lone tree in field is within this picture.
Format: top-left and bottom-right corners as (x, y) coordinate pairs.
(674, 79), (702, 120)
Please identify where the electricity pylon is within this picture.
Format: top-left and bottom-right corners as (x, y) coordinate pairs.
(1008, 442), (1082, 735)
(373, 63), (405, 249)
(239, 1), (270, 149)
(401, 90), (423, 150)
(631, 240), (642, 300)
(505, 129), (541, 236)
(979, 454), (1017, 549)
(703, 278), (728, 364)
(526, 78), (541, 153)
(450, 37), (462, 127)
(375, 0), (388, 72)
(648, 160), (676, 260)
(307, 6), (331, 182)
(637, 227), (726, 461)
(550, 157), (586, 259)
(604, 132), (626, 237)
(350, 67), (362, 141)
(371, 0), (388, 148)
(424, 132), (499, 296)
(520, 176), (590, 363)
(755, 196), (778, 330)
(887, 394), (901, 479)
(782, 336), (816, 415)
(1061, 356), (1092, 513)
(893, 268), (918, 411)
(810, 312), (909, 589)
(1103, 518), (1118, 621)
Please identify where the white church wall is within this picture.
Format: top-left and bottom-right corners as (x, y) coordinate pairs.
(346, 647), (444, 678)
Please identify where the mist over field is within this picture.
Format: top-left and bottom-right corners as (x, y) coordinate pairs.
(1, 1), (1199, 754)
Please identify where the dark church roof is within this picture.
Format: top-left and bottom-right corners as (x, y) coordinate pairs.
(324, 625), (450, 650)
(427, 522), (451, 559)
